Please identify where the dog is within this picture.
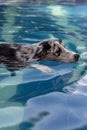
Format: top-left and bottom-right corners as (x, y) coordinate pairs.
(0, 39), (79, 76)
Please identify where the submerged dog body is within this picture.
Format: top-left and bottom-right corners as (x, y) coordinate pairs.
(0, 39), (79, 73)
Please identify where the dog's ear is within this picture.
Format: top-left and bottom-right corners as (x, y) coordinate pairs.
(33, 41), (51, 60)
(40, 41), (51, 51)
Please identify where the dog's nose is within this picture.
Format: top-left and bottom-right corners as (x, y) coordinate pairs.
(74, 54), (80, 61)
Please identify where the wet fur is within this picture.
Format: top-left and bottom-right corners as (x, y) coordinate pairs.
(0, 39), (79, 76)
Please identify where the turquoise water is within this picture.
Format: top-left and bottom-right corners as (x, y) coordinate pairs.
(0, 1), (87, 130)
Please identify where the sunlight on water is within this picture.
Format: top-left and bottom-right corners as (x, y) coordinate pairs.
(48, 5), (68, 16)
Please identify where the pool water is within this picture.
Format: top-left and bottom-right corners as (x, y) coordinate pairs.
(0, 0), (87, 130)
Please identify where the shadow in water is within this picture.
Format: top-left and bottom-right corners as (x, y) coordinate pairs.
(9, 71), (73, 103)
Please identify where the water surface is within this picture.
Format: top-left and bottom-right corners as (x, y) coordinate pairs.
(0, 1), (87, 130)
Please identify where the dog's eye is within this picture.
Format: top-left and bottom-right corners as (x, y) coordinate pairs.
(55, 48), (61, 56)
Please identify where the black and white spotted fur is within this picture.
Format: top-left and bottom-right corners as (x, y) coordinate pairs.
(0, 39), (79, 76)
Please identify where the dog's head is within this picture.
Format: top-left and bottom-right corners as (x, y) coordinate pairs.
(37, 39), (79, 62)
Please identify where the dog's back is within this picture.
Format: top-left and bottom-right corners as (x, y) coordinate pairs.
(0, 44), (21, 63)
(0, 43), (38, 64)
(0, 44), (14, 57)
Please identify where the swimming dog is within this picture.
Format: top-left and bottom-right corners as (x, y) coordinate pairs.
(0, 39), (79, 76)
